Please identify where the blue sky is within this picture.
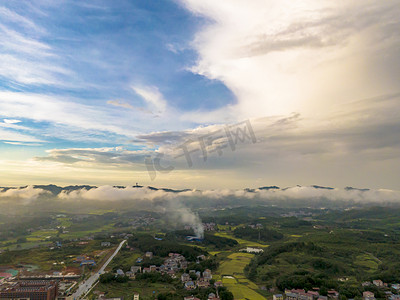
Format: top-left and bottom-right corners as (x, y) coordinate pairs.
(0, 0), (399, 189)
(0, 0), (234, 141)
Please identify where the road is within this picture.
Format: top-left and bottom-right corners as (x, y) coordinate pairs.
(72, 240), (127, 300)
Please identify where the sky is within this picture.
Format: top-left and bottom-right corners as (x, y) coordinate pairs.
(0, 0), (399, 190)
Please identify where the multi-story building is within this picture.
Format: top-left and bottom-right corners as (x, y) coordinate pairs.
(273, 294), (284, 300)
(0, 280), (58, 300)
(363, 291), (376, 300)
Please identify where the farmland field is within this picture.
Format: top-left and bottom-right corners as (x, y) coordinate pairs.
(214, 232), (269, 248)
(91, 281), (176, 299)
(216, 252), (266, 300)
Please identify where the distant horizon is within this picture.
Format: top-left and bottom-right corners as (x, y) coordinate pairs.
(0, 182), (382, 191)
(2, 183), (400, 208)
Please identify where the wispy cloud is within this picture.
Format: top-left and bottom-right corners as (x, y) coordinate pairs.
(0, 6), (71, 86)
(3, 119), (21, 124)
(0, 127), (44, 143)
(32, 93), (400, 189)
(132, 85), (168, 115)
(0, 91), (142, 141)
(3, 141), (43, 146)
(107, 100), (134, 110)
(35, 147), (150, 166)
(0, 6), (45, 33)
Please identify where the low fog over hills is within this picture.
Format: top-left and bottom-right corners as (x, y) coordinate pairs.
(1, 184), (400, 216)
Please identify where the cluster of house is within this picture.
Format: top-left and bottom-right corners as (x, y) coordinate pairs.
(274, 288), (340, 300)
(73, 255), (96, 267)
(181, 269), (219, 290)
(69, 236), (94, 242)
(273, 281), (400, 300)
(128, 216), (155, 229)
(362, 280), (400, 300)
(363, 291), (400, 300)
(280, 210), (313, 218)
(94, 290), (140, 300)
(363, 280), (388, 288)
(116, 252), (189, 279)
(248, 223), (263, 229)
(184, 293), (220, 300)
(203, 223), (216, 231)
(362, 280), (399, 288)
(109, 233), (134, 240)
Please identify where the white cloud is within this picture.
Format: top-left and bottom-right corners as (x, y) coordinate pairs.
(107, 100), (134, 109)
(35, 146), (150, 165)
(180, 0), (400, 119)
(0, 185), (49, 202)
(0, 6), (45, 33)
(0, 89), (200, 144)
(51, 185), (400, 204)
(0, 127), (44, 143)
(58, 185), (172, 202)
(0, 91), (140, 140)
(132, 85), (168, 114)
(0, 7), (71, 86)
(32, 91), (400, 189)
(3, 119), (21, 124)
(107, 99), (154, 114)
(3, 141), (42, 146)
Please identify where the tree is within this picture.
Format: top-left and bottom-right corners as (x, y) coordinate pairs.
(218, 287), (234, 300)
(190, 273), (197, 280)
(99, 272), (114, 283)
(17, 237), (27, 244)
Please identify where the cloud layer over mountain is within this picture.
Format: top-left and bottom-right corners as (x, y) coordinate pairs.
(1, 184), (399, 206)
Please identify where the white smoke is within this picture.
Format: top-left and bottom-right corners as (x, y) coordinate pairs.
(174, 205), (204, 239)
(58, 185), (205, 237)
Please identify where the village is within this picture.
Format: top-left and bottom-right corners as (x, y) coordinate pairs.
(103, 250), (224, 300)
(271, 280), (400, 300)
(2, 208), (400, 300)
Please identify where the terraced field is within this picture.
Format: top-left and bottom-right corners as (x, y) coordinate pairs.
(221, 275), (266, 300)
(216, 252), (266, 300)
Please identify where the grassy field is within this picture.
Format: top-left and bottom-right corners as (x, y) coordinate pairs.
(91, 281), (176, 299)
(354, 253), (379, 271)
(219, 253), (254, 275)
(106, 251), (141, 271)
(214, 232), (269, 248)
(0, 216), (117, 251)
(221, 276), (266, 300)
(57, 217), (73, 227)
(0, 240), (113, 272)
(209, 231), (269, 300)
(216, 252), (266, 300)
(62, 223), (116, 239)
